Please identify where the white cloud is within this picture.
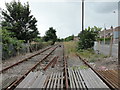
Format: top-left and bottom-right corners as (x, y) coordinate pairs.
(0, 0), (119, 38)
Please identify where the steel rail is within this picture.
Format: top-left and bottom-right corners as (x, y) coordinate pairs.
(64, 56), (69, 89)
(0, 46), (53, 73)
(6, 46), (58, 90)
(76, 54), (116, 90)
(51, 56), (59, 68)
(43, 56), (58, 71)
(63, 45), (69, 89)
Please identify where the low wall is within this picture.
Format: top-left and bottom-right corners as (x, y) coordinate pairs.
(94, 42), (118, 58)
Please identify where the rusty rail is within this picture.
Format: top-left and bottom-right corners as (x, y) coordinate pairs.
(97, 70), (119, 89)
(63, 44), (69, 89)
(6, 46), (58, 90)
(64, 57), (69, 89)
(51, 56), (59, 68)
(76, 54), (116, 90)
(0, 46), (53, 73)
(43, 56), (58, 71)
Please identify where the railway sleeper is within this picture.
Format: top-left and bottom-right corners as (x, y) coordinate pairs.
(2, 77), (17, 90)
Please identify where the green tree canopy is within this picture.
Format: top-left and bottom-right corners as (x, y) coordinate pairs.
(64, 35), (74, 41)
(1, 1), (39, 42)
(43, 27), (57, 45)
(78, 26), (102, 50)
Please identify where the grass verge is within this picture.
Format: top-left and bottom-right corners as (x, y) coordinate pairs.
(64, 41), (108, 63)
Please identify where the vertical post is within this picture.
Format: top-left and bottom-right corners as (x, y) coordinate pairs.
(82, 0), (84, 32)
(104, 25), (106, 45)
(0, 8), (2, 88)
(118, 1), (120, 89)
(27, 40), (30, 53)
(109, 26), (113, 57)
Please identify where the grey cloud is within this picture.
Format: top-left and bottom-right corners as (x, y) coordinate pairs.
(87, 2), (118, 13)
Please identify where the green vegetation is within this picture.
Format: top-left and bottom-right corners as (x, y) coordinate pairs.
(64, 41), (107, 63)
(77, 49), (108, 62)
(2, 1), (39, 42)
(78, 26), (102, 50)
(57, 38), (64, 42)
(98, 37), (111, 41)
(64, 35), (74, 41)
(71, 65), (88, 70)
(2, 29), (24, 52)
(43, 27), (57, 45)
(1, 1), (55, 60)
(64, 41), (77, 56)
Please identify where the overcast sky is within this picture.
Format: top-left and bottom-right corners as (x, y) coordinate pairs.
(0, 0), (119, 38)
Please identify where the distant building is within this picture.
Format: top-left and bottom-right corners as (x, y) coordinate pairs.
(99, 26), (120, 44)
(113, 26), (120, 43)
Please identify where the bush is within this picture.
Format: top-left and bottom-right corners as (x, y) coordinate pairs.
(64, 35), (74, 41)
(78, 26), (101, 50)
(2, 29), (24, 60)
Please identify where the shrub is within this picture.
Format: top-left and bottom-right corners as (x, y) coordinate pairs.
(78, 26), (101, 50)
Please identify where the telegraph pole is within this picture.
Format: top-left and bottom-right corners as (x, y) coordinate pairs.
(118, 1), (120, 89)
(82, 0), (84, 32)
(104, 25), (106, 45)
(109, 26), (113, 57)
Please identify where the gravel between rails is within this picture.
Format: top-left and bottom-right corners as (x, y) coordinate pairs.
(2, 46), (52, 68)
(44, 45), (64, 75)
(67, 56), (86, 68)
(1, 46), (57, 85)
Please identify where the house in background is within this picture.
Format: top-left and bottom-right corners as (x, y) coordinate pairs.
(113, 26), (120, 43)
(99, 26), (120, 44)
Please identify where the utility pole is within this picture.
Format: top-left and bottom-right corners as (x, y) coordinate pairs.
(104, 25), (106, 45)
(82, 0), (84, 32)
(109, 26), (113, 57)
(118, 1), (120, 89)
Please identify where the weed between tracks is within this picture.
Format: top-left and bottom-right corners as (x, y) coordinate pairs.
(64, 41), (107, 63)
(63, 41), (77, 56)
(71, 65), (88, 70)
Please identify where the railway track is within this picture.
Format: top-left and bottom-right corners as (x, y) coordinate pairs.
(1, 44), (118, 89)
(14, 44), (65, 89)
(1, 45), (59, 89)
(76, 54), (119, 89)
(1, 46), (53, 73)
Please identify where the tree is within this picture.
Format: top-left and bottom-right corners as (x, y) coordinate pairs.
(78, 26), (101, 50)
(57, 38), (64, 42)
(64, 35), (74, 41)
(43, 27), (57, 45)
(1, 1), (39, 42)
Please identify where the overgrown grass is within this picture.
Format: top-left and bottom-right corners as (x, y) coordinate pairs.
(64, 41), (108, 63)
(77, 49), (108, 62)
(63, 41), (77, 56)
